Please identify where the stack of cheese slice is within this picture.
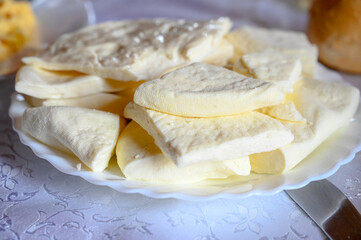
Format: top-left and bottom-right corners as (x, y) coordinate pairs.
(16, 18), (234, 115)
(18, 18), (235, 173)
(120, 64), (359, 182)
(17, 18), (360, 184)
(21, 18), (233, 80)
(250, 79), (360, 173)
(117, 121), (251, 184)
(225, 25), (359, 174)
(16, 65), (139, 115)
(118, 62), (296, 183)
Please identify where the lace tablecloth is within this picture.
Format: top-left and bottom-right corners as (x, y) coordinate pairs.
(1, 0), (360, 239)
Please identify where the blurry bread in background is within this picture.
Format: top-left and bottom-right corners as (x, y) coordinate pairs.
(307, 0), (361, 74)
(0, 0), (38, 62)
(296, 0), (314, 11)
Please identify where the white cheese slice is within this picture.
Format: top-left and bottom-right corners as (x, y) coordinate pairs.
(15, 65), (141, 99)
(203, 38), (234, 66)
(23, 18), (232, 81)
(226, 26), (317, 76)
(116, 121), (251, 183)
(24, 92), (132, 116)
(259, 101), (306, 123)
(233, 49), (302, 93)
(22, 106), (124, 172)
(124, 102), (294, 167)
(133, 62), (285, 117)
(250, 79), (360, 173)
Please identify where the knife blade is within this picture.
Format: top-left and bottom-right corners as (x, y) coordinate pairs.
(285, 179), (361, 240)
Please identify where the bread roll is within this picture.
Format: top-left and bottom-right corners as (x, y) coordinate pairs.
(307, 0), (361, 73)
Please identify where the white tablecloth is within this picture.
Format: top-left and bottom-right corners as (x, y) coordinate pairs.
(1, 0), (360, 239)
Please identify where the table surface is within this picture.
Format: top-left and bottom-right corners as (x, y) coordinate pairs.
(1, 0), (361, 239)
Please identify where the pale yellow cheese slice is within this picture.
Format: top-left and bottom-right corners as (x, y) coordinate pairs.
(15, 65), (140, 99)
(233, 49), (302, 93)
(259, 101), (306, 123)
(116, 121), (251, 183)
(203, 38), (234, 66)
(133, 62), (285, 117)
(124, 102), (294, 167)
(250, 79), (360, 173)
(23, 18), (232, 81)
(22, 106), (125, 172)
(24, 92), (131, 116)
(226, 26), (317, 76)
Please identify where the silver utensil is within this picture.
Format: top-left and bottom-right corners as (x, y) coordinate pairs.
(285, 179), (361, 240)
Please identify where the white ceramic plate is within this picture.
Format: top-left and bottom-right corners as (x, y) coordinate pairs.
(9, 65), (361, 201)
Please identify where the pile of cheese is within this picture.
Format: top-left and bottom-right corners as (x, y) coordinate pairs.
(15, 18), (360, 184)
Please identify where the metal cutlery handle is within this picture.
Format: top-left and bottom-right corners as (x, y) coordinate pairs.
(285, 179), (361, 240)
(323, 197), (361, 240)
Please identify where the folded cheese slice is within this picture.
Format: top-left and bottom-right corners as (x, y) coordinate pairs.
(16, 65), (140, 99)
(124, 102), (294, 167)
(22, 106), (125, 172)
(24, 92), (132, 116)
(23, 18), (232, 81)
(250, 79), (360, 173)
(226, 26), (317, 76)
(233, 49), (302, 93)
(116, 121), (251, 183)
(134, 62), (285, 117)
